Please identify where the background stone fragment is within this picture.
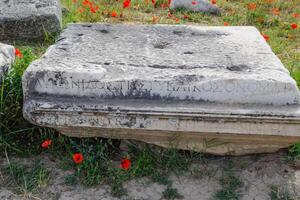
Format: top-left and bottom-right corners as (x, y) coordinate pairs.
(0, 0), (62, 41)
(170, 0), (222, 15)
(0, 43), (15, 82)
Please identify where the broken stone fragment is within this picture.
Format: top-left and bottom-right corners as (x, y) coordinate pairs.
(22, 24), (300, 155)
(0, 43), (15, 83)
(170, 0), (221, 15)
(0, 0), (62, 41)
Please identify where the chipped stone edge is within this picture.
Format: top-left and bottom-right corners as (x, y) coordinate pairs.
(0, 43), (15, 83)
(22, 97), (300, 155)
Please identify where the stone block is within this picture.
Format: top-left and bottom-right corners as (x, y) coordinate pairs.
(22, 24), (300, 155)
(0, 0), (62, 41)
(170, 0), (221, 15)
(0, 43), (15, 82)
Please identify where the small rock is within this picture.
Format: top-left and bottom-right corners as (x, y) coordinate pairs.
(0, 0), (62, 41)
(62, 7), (70, 15)
(0, 43), (15, 83)
(170, 0), (221, 15)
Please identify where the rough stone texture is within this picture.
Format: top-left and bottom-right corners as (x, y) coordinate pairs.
(0, 0), (62, 41)
(170, 0), (221, 15)
(0, 43), (14, 82)
(23, 24), (300, 105)
(22, 24), (300, 155)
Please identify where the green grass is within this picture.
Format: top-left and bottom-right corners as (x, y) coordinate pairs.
(214, 160), (243, 200)
(3, 160), (50, 194)
(0, 0), (300, 198)
(60, 140), (206, 197)
(162, 187), (183, 200)
(288, 143), (300, 160)
(0, 47), (40, 154)
(270, 186), (293, 200)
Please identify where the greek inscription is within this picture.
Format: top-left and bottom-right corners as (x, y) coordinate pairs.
(34, 75), (290, 98)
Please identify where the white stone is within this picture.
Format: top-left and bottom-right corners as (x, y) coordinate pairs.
(0, 43), (15, 82)
(22, 24), (300, 155)
(23, 24), (300, 105)
(170, 0), (221, 15)
(0, 0), (62, 41)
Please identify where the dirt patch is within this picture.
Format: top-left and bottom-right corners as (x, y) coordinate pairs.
(0, 151), (299, 200)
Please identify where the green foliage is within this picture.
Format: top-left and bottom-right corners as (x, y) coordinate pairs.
(4, 161), (50, 193)
(291, 70), (300, 88)
(77, 142), (111, 186)
(288, 143), (300, 160)
(162, 187), (183, 200)
(0, 48), (38, 154)
(270, 186), (293, 200)
(214, 161), (243, 200)
(64, 173), (78, 186)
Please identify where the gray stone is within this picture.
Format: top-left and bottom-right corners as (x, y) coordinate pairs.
(170, 0), (221, 15)
(0, 0), (62, 41)
(22, 24), (300, 155)
(0, 43), (15, 82)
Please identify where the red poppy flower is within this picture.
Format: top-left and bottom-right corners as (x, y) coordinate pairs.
(271, 8), (280, 15)
(82, 0), (92, 7)
(121, 158), (131, 170)
(90, 7), (96, 13)
(292, 13), (299, 18)
(223, 22), (229, 26)
(192, 1), (197, 5)
(291, 23), (298, 30)
(161, 3), (167, 9)
(247, 3), (257, 10)
(261, 33), (269, 41)
(151, 0), (155, 5)
(72, 0), (77, 3)
(111, 11), (118, 17)
(123, 0), (131, 8)
(73, 153), (84, 164)
(211, 0), (217, 4)
(183, 15), (189, 19)
(168, 0), (172, 7)
(41, 139), (52, 149)
(15, 48), (23, 58)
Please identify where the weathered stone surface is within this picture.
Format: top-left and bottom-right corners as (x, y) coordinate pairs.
(23, 24), (300, 105)
(170, 0), (221, 15)
(22, 24), (300, 155)
(0, 43), (14, 82)
(0, 0), (62, 41)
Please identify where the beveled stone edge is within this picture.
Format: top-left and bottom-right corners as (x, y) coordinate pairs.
(23, 99), (300, 137)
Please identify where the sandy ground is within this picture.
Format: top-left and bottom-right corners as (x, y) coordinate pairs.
(0, 151), (300, 200)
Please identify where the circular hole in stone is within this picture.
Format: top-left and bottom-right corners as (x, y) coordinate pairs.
(153, 41), (170, 49)
(98, 29), (109, 34)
